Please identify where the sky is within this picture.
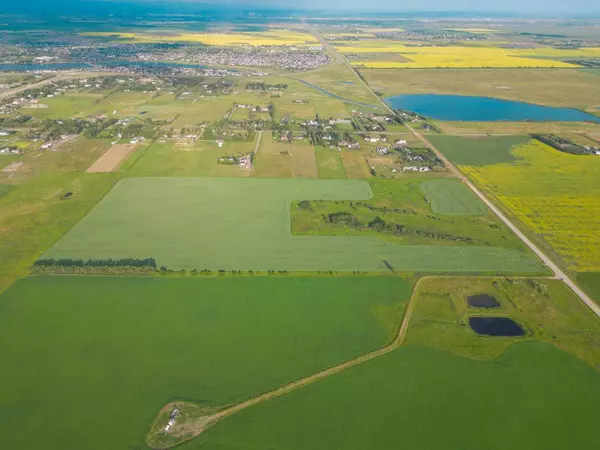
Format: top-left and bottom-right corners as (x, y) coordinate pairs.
(1, 0), (599, 16)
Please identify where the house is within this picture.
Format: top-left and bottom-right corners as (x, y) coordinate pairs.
(376, 147), (390, 155)
(217, 139), (224, 148)
(40, 143), (52, 150)
(394, 139), (407, 147)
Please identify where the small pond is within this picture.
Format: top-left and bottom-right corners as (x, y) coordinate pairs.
(469, 317), (525, 337)
(384, 94), (600, 123)
(467, 294), (500, 308)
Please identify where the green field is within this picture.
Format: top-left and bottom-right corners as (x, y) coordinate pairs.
(44, 177), (544, 273)
(125, 140), (254, 177)
(187, 343), (600, 450)
(406, 277), (600, 365)
(426, 135), (530, 166)
(577, 272), (600, 305)
(0, 275), (411, 450)
(420, 179), (487, 215)
(0, 184), (13, 198)
(314, 146), (347, 178)
(291, 178), (527, 249)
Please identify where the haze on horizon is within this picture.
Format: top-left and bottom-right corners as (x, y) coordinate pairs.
(2, 0), (600, 16)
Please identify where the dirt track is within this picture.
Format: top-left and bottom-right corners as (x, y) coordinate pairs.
(87, 143), (137, 173)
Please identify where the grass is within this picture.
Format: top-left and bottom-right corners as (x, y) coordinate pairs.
(291, 178), (528, 250)
(188, 343), (600, 450)
(359, 68), (600, 112)
(0, 184), (13, 198)
(314, 146), (347, 178)
(577, 272), (600, 305)
(0, 173), (118, 293)
(420, 179), (487, 215)
(0, 275), (410, 450)
(44, 177), (544, 273)
(439, 138), (600, 271)
(426, 135), (530, 166)
(339, 149), (371, 178)
(406, 277), (600, 365)
(253, 134), (318, 178)
(125, 140), (253, 177)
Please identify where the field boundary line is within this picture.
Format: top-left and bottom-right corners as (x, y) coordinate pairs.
(250, 131), (262, 177)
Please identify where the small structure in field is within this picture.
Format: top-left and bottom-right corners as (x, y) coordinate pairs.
(164, 407), (180, 433)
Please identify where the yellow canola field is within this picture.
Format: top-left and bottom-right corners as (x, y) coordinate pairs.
(462, 140), (600, 271)
(337, 44), (600, 68)
(83, 30), (318, 46)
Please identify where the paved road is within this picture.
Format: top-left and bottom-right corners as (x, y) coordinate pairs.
(336, 48), (600, 319)
(0, 75), (61, 100)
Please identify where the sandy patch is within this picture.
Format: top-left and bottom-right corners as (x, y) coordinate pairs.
(87, 143), (137, 173)
(2, 161), (23, 172)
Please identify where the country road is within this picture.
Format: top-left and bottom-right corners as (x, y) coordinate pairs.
(340, 50), (600, 318)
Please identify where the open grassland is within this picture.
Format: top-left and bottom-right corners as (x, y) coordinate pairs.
(291, 178), (528, 251)
(360, 68), (600, 112)
(420, 179), (487, 215)
(0, 173), (117, 293)
(125, 140), (253, 177)
(339, 43), (600, 68)
(0, 275), (410, 450)
(188, 343), (600, 450)
(44, 177), (544, 273)
(406, 277), (600, 365)
(339, 149), (371, 178)
(426, 135), (530, 166)
(314, 146), (347, 178)
(253, 134), (317, 178)
(434, 120), (600, 135)
(578, 272), (600, 305)
(83, 30), (318, 46)
(435, 137), (600, 271)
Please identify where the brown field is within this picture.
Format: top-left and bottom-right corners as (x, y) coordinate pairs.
(87, 143), (138, 173)
(340, 150), (371, 178)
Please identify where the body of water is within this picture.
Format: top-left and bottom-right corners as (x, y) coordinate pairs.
(385, 94), (600, 122)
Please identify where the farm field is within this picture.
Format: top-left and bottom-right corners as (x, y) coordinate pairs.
(252, 134), (317, 178)
(291, 178), (527, 250)
(434, 120), (600, 135)
(339, 43), (600, 68)
(83, 29), (319, 46)
(125, 140), (254, 177)
(360, 68), (600, 112)
(406, 277), (600, 365)
(577, 272), (600, 305)
(314, 146), (347, 178)
(0, 275), (410, 450)
(433, 136), (600, 271)
(420, 179), (487, 215)
(187, 344), (600, 450)
(43, 177), (544, 273)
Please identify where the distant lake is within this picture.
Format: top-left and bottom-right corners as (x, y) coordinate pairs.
(385, 94), (600, 123)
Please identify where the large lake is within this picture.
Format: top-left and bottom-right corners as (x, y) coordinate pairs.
(385, 94), (600, 123)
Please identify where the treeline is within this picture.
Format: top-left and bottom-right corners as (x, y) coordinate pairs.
(34, 258), (157, 268)
(532, 134), (597, 156)
(321, 212), (473, 243)
(246, 82), (288, 91)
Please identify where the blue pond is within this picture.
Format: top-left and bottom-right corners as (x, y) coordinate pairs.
(385, 94), (600, 123)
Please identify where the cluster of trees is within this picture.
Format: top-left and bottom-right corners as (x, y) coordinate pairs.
(245, 82), (288, 91)
(35, 258), (157, 268)
(321, 211), (474, 243)
(0, 115), (32, 127)
(532, 134), (597, 155)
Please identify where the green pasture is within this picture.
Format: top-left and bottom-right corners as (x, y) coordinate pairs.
(314, 146), (347, 178)
(44, 177), (544, 273)
(124, 140), (253, 177)
(420, 179), (487, 215)
(291, 178), (527, 250)
(189, 343), (600, 450)
(0, 275), (410, 450)
(577, 272), (600, 305)
(427, 135), (529, 166)
(406, 277), (600, 365)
